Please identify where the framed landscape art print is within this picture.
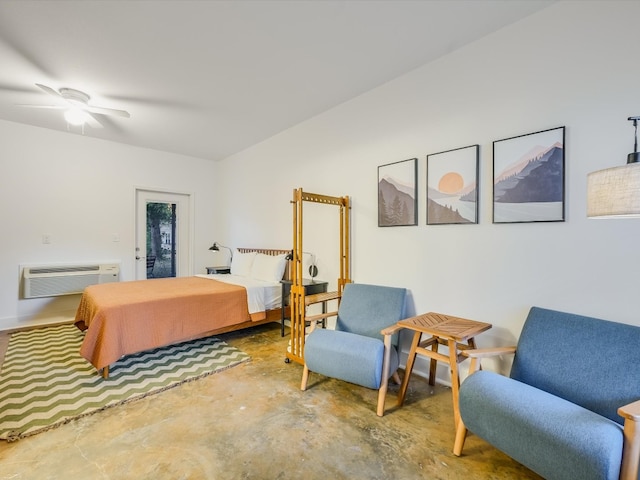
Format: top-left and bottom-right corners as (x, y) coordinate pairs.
(493, 126), (565, 223)
(378, 158), (417, 227)
(426, 145), (479, 225)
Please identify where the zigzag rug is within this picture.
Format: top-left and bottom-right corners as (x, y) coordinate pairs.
(0, 323), (250, 441)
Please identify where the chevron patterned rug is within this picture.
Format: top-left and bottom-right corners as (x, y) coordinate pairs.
(0, 323), (250, 441)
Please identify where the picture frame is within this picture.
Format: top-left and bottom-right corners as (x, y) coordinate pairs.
(426, 145), (479, 225)
(378, 158), (417, 227)
(493, 126), (565, 223)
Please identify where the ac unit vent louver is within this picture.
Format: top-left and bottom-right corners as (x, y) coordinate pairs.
(29, 265), (100, 275)
(22, 263), (120, 299)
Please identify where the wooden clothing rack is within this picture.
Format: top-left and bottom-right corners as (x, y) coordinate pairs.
(287, 188), (351, 365)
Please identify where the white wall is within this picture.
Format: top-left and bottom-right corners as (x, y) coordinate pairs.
(0, 120), (220, 330)
(216, 1), (640, 378)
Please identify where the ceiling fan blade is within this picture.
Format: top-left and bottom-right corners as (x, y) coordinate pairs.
(35, 83), (62, 98)
(0, 83), (37, 94)
(85, 105), (130, 118)
(16, 104), (66, 110)
(17, 104), (102, 128)
(85, 112), (104, 129)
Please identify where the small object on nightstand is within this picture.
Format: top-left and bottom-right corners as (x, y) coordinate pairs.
(206, 266), (231, 274)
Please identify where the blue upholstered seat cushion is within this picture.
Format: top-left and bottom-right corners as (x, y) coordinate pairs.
(304, 328), (399, 389)
(459, 371), (624, 480)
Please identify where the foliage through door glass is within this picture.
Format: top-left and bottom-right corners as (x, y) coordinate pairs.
(146, 202), (177, 278)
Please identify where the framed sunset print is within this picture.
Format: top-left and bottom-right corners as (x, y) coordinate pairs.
(493, 126), (565, 223)
(378, 158), (417, 227)
(426, 145), (479, 225)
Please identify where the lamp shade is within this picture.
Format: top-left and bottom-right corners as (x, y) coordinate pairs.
(587, 162), (640, 218)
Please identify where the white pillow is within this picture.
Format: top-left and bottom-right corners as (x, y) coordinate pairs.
(230, 250), (257, 276)
(251, 253), (287, 283)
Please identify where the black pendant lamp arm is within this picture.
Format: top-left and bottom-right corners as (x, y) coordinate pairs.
(628, 116), (640, 164)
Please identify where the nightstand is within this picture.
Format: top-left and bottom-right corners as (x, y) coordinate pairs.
(206, 266), (231, 274)
(280, 279), (328, 337)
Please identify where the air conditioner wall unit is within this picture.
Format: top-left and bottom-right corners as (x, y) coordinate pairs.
(22, 263), (120, 299)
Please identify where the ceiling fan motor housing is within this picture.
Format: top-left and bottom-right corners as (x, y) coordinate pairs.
(59, 88), (91, 106)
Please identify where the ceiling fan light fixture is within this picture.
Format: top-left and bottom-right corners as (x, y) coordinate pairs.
(24, 83), (130, 128)
(64, 107), (88, 126)
(59, 87), (90, 105)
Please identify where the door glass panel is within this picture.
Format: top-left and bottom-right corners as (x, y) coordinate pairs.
(135, 188), (191, 280)
(146, 202), (177, 278)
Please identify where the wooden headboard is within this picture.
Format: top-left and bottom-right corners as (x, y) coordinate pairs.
(236, 247), (292, 281)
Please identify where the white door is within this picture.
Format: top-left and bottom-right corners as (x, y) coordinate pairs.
(135, 189), (192, 280)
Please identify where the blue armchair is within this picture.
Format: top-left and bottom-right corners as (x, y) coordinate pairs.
(454, 307), (640, 480)
(300, 283), (406, 416)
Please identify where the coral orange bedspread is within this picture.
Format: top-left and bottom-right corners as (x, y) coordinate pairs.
(74, 277), (252, 371)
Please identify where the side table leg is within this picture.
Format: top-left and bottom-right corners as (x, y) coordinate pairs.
(428, 339), (439, 386)
(448, 339), (461, 429)
(398, 330), (421, 406)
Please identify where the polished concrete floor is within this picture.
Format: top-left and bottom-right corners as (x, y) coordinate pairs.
(0, 323), (542, 480)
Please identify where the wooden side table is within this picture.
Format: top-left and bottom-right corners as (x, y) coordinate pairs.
(397, 312), (492, 429)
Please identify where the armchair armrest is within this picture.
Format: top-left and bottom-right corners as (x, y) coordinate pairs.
(305, 311), (339, 333)
(462, 346), (517, 358)
(619, 399), (640, 480)
(381, 324), (403, 336)
(619, 399), (640, 421)
(380, 324), (403, 363)
(306, 311), (338, 324)
(461, 346), (516, 375)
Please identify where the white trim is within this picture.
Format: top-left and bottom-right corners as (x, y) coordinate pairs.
(134, 187), (195, 279)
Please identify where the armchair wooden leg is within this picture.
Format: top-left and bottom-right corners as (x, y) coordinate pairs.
(453, 417), (468, 456)
(376, 333), (397, 416)
(619, 405), (640, 480)
(301, 364), (310, 391)
(376, 370), (402, 416)
(377, 375), (390, 417)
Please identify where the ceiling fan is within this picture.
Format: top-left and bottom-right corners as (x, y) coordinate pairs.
(18, 83), (130, 128)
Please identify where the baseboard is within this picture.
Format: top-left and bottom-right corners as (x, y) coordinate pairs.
(0, 309), (77, 333)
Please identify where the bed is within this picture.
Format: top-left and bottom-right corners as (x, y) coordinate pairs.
(74, 248), (290, 377)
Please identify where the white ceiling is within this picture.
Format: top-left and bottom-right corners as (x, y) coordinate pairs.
(0, 0), (554, 161)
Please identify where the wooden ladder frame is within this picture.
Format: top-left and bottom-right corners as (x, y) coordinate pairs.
(287, 188), (351, 365)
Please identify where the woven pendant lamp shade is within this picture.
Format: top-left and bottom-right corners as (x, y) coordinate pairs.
(588, 116), (640, 218)
(587, 162), (640, 218)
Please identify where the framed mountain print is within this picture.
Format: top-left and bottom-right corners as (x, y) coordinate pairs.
(378, 158), (417, 227)
(426, 145), (479, 225)
(493, 126), (565, 223)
